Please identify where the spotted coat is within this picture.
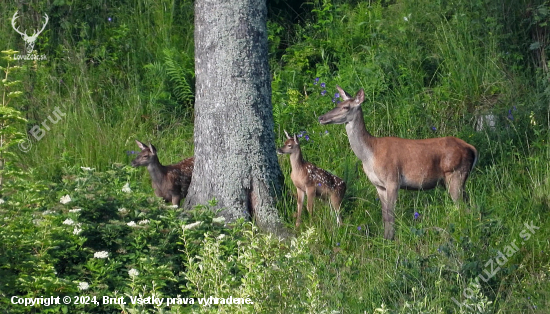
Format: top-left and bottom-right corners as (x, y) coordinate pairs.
(277, 136), (346, 227)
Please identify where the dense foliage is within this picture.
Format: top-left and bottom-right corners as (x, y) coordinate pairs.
(0, 0), (549, 312)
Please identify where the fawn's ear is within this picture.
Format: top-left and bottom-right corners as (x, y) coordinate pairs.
(148, 143), (157, 154)
(293, 134), (298, 144)
(135, 140), (147, 150)
(284, 129), (291, 140)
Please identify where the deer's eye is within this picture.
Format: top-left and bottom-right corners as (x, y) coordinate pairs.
(287, 145), (292, 148)
(342, 105), (350, 110)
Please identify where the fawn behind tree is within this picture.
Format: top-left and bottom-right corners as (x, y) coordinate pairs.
(132, 140), (194, 207)
(277, 130), (346, 227)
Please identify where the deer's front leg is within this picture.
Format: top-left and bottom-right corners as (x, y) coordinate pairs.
(172, 195), (182, 207)
(330, 193), (343, 226)
(375, 185), (396, 240)
(295, 188), (305, 227)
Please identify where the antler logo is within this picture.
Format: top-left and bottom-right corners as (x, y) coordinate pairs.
(11, 11), (49, 54)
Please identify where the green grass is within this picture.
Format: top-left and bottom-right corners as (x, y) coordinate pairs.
(1, 0), (550, 312)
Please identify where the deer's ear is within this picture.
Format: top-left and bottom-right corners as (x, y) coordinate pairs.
(293, 134), (298, 144)
(336, 85), (351, 101)
(136, 140), (147, 150)
(284, 129), (291, 139)
(148, 144), (157, 154)
(353, 88), (365, 106)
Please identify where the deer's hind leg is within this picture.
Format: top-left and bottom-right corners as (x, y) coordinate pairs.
(445, 171), (467, 203)
(330, 192), (344, 226)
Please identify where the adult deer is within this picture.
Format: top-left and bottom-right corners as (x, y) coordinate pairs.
(277, 130), (346, 227)
(132, 140), (194, 207)
(318, 86), (477, 239)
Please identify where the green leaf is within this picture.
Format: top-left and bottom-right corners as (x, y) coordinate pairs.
(7, 91), (23, 98)
(3, 80), (21, 88)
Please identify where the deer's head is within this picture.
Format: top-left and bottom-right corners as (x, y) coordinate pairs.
(132, 140), (158, 167)
(277, 130), (300, 155)
(318, 86), (365, 125)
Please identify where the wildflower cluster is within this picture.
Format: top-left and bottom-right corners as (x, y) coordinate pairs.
(297, 130), (310, 141)
(94, 251), (109, 259)
(314, 77), (327, 96)
(332, 92), (340, 103)
(314, 77), (341, 103)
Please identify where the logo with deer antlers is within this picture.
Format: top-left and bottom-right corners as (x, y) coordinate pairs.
(11, 11), (49, 54)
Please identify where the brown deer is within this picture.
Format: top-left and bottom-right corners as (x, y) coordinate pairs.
(277, 130), (346, 227)
(132, 140), (194, 207)
(318, 86), (477, 240)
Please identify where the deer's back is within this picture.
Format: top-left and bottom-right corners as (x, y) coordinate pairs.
(367, 136), (476, 189)
(166, 157), (194, 196)
(291, 162), (345, 197)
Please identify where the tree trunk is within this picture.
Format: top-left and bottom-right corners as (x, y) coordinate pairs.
(186, 0), (286, 234)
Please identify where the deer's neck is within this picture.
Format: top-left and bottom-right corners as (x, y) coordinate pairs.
(345, 108), (375, 162)
(146, 158), (167, 185)
(289, 150), (306, 172)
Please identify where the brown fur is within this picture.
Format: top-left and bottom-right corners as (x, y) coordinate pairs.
(319, 86), (477, 239)
(132, 140), (194, 207)
(277, 131), (346, 227)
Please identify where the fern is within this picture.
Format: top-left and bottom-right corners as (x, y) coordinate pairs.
(163, 48), (195, 105)
(143, 61), (166, 78)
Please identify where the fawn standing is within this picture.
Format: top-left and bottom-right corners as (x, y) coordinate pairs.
(132, 140), (194, 207)
(277, 130), (346, 227)
(319, 86), (477, 239)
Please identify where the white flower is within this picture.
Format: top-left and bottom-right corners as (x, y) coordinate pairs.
(217, 234), (226, 240)
(42, 210), (54, 215)
(138, 220), (149, 225)
(80, 167), (94, 171)
(78, 282), (89, 290)
(212, 216), (225, 224)
(128, 268), (139, 277)
(122, 183), (132, 193)
(127, 221), (137, 227)
(63, 218), (75, 225)
(69, 208), (82, 213)
(118, 207), (127, 212)
(60, 195), (71, 204)
(73, 227), (82, 235)
(182, 221), (202, 230)
(0, 198), (5, 204)
(94, 251), (109, 259)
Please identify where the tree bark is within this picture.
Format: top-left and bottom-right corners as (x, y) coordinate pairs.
(186, 0), (286, 234)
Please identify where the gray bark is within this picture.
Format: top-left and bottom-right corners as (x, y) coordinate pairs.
(185, 0), (286, 234)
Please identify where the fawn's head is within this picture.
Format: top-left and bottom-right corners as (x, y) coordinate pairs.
(131, 140), (158, 167)
(318, 85), (365, 125)
(277, 130), (300, 155)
